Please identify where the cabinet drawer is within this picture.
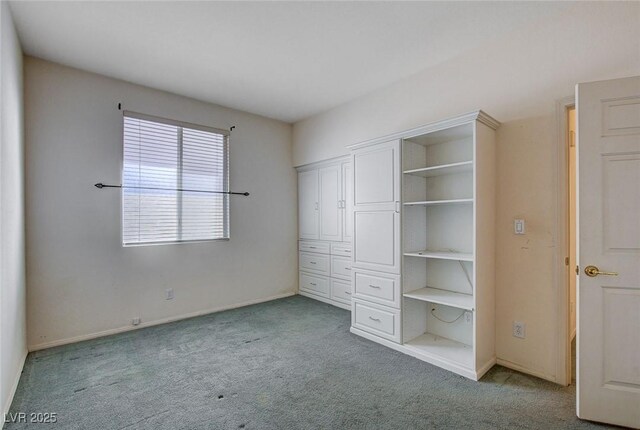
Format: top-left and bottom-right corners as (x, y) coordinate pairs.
(299, 252), (330, 275)
(352, 299), (400, 342)
(331, 243), (352, 257)
(331, 279), (352, 305)
(299, 240), (330, 254)
(299, 272), (330, 298)
(331, 256), (352, 280)
(353, 269), (400, 308)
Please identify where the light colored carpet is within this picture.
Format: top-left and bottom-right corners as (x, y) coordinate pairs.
(7, 296), (611, 429)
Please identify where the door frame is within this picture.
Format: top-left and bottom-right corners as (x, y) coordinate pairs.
(555, 95), (576, 387)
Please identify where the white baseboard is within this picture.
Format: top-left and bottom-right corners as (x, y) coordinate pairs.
(28, 292), (296, 351)
(476, 356), (497, 380)
(496, 357), (557, 383)
(2, 349), (28, 430)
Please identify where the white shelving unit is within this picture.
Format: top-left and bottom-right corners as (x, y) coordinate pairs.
(403, 198), (473, 206)
(403, 287), (474, 310)
(403, 160), (473, 178)
(348, 111), (498, 381)
(403, 250), (474, 261)
(404, 332), (474, 368)
(400, 112), (498, 380)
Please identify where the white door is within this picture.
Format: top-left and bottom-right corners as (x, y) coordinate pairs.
(351, 140), (401, 274)
(342, 162), (353, 242)
(298, 169), (319, 240)
(319, 165), (342, 241)
(577, 76), (640, 429)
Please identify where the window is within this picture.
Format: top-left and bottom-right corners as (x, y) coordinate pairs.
(122, 111), (229, 245)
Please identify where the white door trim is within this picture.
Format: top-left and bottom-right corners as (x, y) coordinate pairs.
(555, 95), (576, 387)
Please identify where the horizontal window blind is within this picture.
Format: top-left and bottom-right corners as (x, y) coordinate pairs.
(122, 112), (229, 245)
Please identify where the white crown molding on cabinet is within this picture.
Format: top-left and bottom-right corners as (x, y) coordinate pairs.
(347, 110), (500, 150)
(296, 155), (349, 172)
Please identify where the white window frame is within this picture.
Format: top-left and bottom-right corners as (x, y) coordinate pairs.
(121, 111), (230, 246)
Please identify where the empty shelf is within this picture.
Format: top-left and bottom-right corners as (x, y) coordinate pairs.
(404, 250), (473, 261)
(404, 198), (473, 206)
(404, 123), (473, 147)
(403, 287), (474, 310)
(403, 161), (473, 178)
(404, 332), (473, 367)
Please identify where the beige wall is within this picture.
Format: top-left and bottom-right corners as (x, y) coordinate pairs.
(292, 2), (640, 382)
(0, 1), (27, 417)
(25, 58), (297, 350)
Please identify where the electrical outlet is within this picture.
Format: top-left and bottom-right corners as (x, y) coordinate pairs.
(166, 288), (174, 300)
(132, 317), (141, 326)
(464, 311), (472, 324)
(513, 321), (526, 339)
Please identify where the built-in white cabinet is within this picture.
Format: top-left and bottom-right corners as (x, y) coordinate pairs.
(342, 162), (353, 242)
(298, 158), (351, 243)
(353, 140), (400, 206)
(298, 169), (319, 240)
(319, 165), (342, 241)
(297, 157), (352, 310)
(298, 240), (352, 310)
(348, 111), (500, 381)
(352, 140), (401, 275)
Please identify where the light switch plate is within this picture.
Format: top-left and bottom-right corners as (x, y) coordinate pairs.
(514, 219), (525, 235)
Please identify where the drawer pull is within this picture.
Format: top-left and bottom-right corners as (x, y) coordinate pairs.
(345, 291), (351, 295)
(310, 283), (316, 286)
(368, 316), (381, 322)
(309, 261), (316, 264)
(345, 267), (351, 270)
(309, 246), (317, 249)
(369, 284), (381, 289)
(344, 250), (351, 253)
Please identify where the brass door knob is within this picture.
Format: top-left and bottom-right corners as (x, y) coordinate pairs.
(584, 265), (618, 277)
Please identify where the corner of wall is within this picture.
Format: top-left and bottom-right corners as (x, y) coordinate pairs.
(1, 0), (28, 419)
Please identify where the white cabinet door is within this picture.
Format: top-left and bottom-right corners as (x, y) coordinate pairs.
(351, 140), (401, 274)
(353, 210), (400, 274)
(298, 169), (319, 240)
(352, 139), (400, 208)
(342, 162), (353, 242)
(319, 165), (342, 241)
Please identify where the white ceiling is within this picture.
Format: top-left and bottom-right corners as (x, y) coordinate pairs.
(9, 1), (570, 123)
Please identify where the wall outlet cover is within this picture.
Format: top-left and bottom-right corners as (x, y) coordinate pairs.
(166, 288), (174, 300)
(132, 317), (141, 326)
(513, 321), (526, 339)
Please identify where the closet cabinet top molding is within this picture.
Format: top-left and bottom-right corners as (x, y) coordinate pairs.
(296, 155), (349, 171)
(346, 110), (501, 151)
